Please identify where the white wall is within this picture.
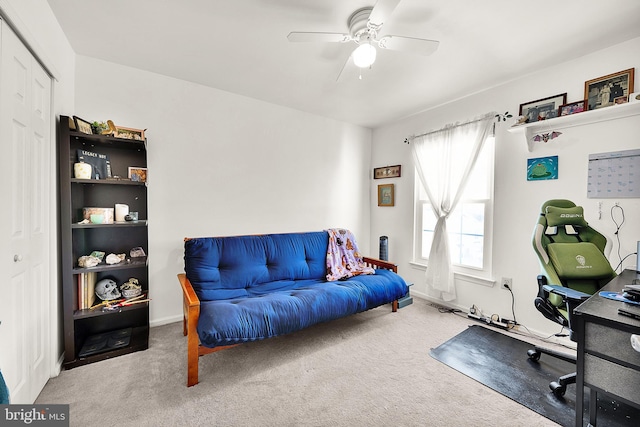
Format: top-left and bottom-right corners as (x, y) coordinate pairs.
(73, 56), (372, 326)
(371, 37), (640, 337)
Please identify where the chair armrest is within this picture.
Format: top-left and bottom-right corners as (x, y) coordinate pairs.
(362, 257), (398, 273)
(543, 284), (590, 303)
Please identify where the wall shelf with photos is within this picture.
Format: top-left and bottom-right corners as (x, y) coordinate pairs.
(508, 101), (640, 151)
(58, 115), (150, 369)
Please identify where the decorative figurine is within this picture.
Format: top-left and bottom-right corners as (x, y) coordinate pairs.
(95, 278), (121, 300)
(120, 278), (142, 299)
(105, 253), (126, 265)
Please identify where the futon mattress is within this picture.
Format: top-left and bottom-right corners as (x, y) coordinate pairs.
(196, 269), (408, 347)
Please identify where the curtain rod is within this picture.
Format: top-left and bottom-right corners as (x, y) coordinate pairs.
(404, 111), (497, 143)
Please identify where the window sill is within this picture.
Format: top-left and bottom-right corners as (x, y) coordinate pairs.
(409, 261), (496, 288)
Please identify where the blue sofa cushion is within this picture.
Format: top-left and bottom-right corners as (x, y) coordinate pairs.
(184, 231), (328, 301)
(196, 269), (408, 347)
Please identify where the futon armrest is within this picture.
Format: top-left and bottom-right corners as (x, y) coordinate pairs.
(178, 273), (201, 387)
(178, 273), (200, 308)
(362, 257), (398, 273)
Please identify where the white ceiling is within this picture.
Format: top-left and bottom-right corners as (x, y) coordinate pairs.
(46, 0), (640, 129)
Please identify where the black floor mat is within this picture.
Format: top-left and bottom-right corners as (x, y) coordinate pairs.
(430, 325), (639, 427)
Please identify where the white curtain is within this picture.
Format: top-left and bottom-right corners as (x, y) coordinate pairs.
(411, 112), (495, 301)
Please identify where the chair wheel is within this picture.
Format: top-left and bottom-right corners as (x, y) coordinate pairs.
(527, 349), (541, 361)
(550, 381), (566, 397)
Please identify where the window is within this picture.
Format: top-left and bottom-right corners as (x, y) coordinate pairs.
(414, 136), (494, 275)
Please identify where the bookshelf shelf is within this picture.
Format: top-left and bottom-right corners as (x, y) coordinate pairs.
(71, 256), (148, 274)
(71, 178), (147, 186)
(71, 221), (148, 229)
(73, 301), (149, 320)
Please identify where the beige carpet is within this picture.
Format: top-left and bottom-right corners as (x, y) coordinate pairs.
(36, 299), (560, 426)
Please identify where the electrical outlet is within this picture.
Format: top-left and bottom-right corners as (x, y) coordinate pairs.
(501, 277), (512, 290)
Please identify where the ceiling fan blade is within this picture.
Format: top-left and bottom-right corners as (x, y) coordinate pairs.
(336, 54), (356, 82)
(287, 32), (351, 43)
(378, 35), (439, 56)
(368, 0), (402, 28)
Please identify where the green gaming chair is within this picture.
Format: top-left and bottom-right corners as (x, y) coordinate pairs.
(527, 199), (617, 397)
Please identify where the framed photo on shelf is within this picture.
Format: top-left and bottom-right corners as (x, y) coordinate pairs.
(373, 165), (401, 179)
(584, 68), (634, 111)
(128, 167), (147, 182)
(519, 93), (567, 123)
(614, 96), (628, 105)
(73, 116), (93, 134)
(559, 100), (586, 116)
(377, 184), (394, 207)
(114, 126), (145, 141)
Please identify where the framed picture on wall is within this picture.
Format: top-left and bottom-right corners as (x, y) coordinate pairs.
(373, 165), (401, 179)
(527, 156), (558, 181)
(378, 184), (394, 207)
(585, 68), (634, 110)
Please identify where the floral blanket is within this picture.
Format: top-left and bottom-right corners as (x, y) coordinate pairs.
(326, 229), (375, 281)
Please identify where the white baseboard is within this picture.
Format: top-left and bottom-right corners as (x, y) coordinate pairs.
(150, 315), (182, 328)
(409, 289), (575, 350)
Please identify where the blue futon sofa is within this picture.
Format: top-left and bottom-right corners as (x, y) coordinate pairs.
(178, 230), (408, 386)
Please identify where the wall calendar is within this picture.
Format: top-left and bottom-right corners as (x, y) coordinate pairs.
(587, 148), (640, 198)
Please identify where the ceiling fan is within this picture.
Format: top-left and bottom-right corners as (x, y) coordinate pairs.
(287, 0), (439, 80)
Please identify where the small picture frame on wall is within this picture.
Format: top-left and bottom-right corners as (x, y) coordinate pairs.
(128, 167), (147, 182)
(378, 184), (394, 207)
(584, 68), (634, 110)
(73, 116), (93, 134)
(519, 93), (567, 123)
(373, 165), (401, 179)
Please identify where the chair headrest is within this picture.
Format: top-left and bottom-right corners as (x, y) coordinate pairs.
(545, 205), (588, 227)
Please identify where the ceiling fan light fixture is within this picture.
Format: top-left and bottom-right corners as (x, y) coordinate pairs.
(352, 43), (377, 68)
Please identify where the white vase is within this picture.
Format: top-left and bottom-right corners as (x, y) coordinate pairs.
(115, 204), (129, 222)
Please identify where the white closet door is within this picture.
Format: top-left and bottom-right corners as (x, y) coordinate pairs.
(0, 18), (52, 404)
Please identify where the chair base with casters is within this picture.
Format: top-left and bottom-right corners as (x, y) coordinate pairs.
(528, 277), (591, 397)
(529, 199), (616, 398)
(527, 346), (577, 397)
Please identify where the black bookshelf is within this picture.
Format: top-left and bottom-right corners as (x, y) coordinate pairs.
(58, 115), (149, 368)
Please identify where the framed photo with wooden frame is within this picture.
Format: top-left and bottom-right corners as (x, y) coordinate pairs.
(73, 116), (93, 134)
(114, 126), (145, 141)
(374, 165), (401, 179)
(518, 93), (567, 123)
(584, 68), (634, 111)
(559, 99), (586, 116)
(128, 167), (147, 182)
(377, 184), (394, 207)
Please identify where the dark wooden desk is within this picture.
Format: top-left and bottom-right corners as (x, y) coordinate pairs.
(574, 269), (640, 426)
